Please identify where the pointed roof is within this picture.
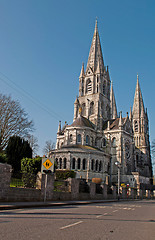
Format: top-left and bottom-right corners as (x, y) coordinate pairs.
(70, 115), (94, 129)
(86, 20), (104, 73)
(110, 81), (117, 119)
(79, 62), (85, 78)
(132, 75), (145, 118)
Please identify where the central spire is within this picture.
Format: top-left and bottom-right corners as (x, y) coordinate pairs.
(86, 20), (104, 74)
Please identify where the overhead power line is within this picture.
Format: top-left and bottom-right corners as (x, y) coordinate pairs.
(0, 71), (64, 122)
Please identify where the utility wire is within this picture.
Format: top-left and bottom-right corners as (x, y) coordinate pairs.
(0, 71), (64, 121)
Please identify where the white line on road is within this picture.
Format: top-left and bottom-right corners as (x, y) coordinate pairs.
(113, 210), (118, 213)
(60, 221), (83, 230)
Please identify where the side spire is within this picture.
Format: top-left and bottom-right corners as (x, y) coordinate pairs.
(110, 81), (117, 119)
(132, 74), (145, 118)
(86, 20), (104, 74)
(79, 62), (85, 78)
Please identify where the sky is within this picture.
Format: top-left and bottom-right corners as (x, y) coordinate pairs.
(0, 0), (155, 162)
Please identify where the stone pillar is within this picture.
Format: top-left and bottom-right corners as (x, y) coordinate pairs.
(89, 182), (96, 199)
(0, 163), (12, 200)
(121, 187), (127, 199)
(111, 185), (117, 199)
(129, 188), (134, 199)
(102, 184), (107, 199)
(146, 190), (151, 199)
(71, 178), (80, 200)
(137, 188), (143, 199)
(41, 173), (54, 201)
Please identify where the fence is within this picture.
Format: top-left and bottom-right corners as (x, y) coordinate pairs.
(10, 171), (37, 188)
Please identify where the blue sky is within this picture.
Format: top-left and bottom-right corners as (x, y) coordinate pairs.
(0, 0), (155, 162)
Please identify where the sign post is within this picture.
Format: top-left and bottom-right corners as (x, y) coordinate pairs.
(42, 157), (54, 202)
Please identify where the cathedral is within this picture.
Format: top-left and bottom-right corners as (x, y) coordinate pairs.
(50, 21), (153, 187)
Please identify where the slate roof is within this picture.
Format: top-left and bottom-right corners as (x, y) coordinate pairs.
(103, 118), (126, 130)
(70, 116), (95, 129)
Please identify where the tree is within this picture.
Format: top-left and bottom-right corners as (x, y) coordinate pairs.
(26, 134), (39, 157)
(151, 139), (155, 166)
(0, 94), (34, 152)
(6, 136), (32, 172)
(21, 157), (42, 188)
(43, 140), (55, 155)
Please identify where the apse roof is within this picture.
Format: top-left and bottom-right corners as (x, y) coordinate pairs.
(70, 116), (95, 129)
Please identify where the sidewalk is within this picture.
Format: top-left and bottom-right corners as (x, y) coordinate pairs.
(0, 199), (123, 211)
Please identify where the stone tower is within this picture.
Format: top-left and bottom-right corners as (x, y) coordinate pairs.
(132, 75), (152, 178)
(74, 20), (112, 130)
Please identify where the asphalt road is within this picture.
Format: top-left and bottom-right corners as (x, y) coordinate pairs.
(0, 200), (155, 240)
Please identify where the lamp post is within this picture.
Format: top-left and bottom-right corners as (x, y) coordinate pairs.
(115, 161), (121, 200)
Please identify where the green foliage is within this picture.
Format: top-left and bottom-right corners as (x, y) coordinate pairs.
(55, 169), (76, 180)
(0, 152), (8, 163)
(21, 157), (42, 188)
(6, 136), (32, 172)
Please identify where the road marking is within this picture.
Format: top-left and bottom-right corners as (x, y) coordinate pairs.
(113, 210), (118, 213)
(96, 215), (102, 218)
(96, 206), (106, 208)
(60, 221), (83, 230)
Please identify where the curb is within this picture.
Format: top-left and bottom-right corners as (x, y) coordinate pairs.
(0, 199), (137, 211)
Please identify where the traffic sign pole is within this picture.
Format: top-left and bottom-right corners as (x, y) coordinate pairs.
(44, 173), (48, 202)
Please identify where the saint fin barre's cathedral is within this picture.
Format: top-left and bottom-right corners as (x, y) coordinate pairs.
(50, 21), (153, 187)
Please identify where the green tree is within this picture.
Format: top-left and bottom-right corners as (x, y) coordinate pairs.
(6, 136), (32, 172)
(21, 157), (42, 188)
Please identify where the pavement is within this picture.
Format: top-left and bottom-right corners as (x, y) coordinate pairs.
(0, 198), (136, 211)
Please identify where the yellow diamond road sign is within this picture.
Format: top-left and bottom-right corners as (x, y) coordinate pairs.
(43, 159), (53, 170)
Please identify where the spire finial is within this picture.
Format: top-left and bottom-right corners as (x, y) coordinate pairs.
(137, 73), (139, 82)
(95, 17), (98, 32)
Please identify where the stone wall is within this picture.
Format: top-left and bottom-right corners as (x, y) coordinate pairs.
(0, 164), (154, 202)
(0, 163), (12, 201)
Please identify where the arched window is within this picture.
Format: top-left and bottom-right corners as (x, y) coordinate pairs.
(55, 158), (58, 168)
(77, 134), (81, 143)
(134, 121), (138, 132)
(86, 78), (92, 93)
(82, 103), (86, 116)
(70, 134), (73, 143)
(91, 159), (94, 171)
(102, 138), (106, 147)
(77, 158), (81, 170)
(99, 161), (102, 172)
(107, 83), (110, 99)
(72, 158), (75, 169)
(83, 159), (87, 170)
(82, 80), (84, 95)
(90, 101), (94, 115)
(86, 135), (90, 145)
(112, 138), (116, 147)
(103, 80), (106, 95)
(63, 158), (67, 169)
(59, 158), (62, 169)
(95, 160), (98, 172)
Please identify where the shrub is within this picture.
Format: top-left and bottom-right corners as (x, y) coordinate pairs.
(55, 169), (76, 180)
(21, 157), (42, 188)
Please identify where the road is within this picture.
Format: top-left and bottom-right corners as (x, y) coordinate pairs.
(0, 200), (155, 240)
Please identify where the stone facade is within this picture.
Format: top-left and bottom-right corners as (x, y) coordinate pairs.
(50, 20), (153, 188)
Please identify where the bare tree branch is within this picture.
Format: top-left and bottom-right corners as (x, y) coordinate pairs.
(43, 140), (55, 155)
(0, 94), (34, 151)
